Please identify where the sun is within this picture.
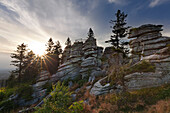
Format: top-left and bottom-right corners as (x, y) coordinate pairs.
(29, 42), (46, 56)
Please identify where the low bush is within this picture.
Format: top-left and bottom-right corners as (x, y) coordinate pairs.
(0, 100), (17, 112)
(69, 100), (84, 113)
(35, 81), (72, 113)
(16, 84), (33, 101)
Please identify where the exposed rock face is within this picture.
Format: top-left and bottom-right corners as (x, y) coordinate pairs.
(125, 24), (170, 90)
(51, 42), (83, 81)
(101, 47), (125, 74)
(80, 36), (103, 79)
(90, 77), (123, 95)
(61, 46), (71, 64)
(32, 71), (50, 100)
(90, 77), (112, 95)
(125, 71), (170, 90)
(129, 24), (170, 63)
(51, 35), (103, 82)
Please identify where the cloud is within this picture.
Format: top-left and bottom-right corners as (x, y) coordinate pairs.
(107, 0), (127, 5)
(149, 0), (169, 7)
(0, 0), (99, 52)
(0, 36), (17, 53)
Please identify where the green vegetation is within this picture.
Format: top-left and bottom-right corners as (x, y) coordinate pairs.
(35, 81), (84, 113)
(0, 87), (17, 112)
(69, 100), (84, 113)
(0, 83), (34, 112)
(126, 60), (156, 74)
(16, 84), (33, 101)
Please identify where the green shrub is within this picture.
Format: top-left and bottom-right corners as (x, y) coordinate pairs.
(0, 87), (15, 102)
(69, 100), (84, 113)
(0, 100), (17, 112)
(0, 92), (5, 101)
(35, 81), (72, 113)
(16, 84), (33, 101)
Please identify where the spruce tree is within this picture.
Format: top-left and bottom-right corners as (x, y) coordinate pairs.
(23, 50), (40, 82)
(11, 43), (27, 83)
(46, 38), (54, 54)
(53, 41), (62, 70)
(88, 28), (94, 38)
(65, 37), (71, 47)
(105, 9), (130, 54)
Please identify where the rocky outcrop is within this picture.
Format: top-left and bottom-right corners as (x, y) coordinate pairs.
(125, 71), (170, 90)
(90, 77), (123, 95)
(51, 42), (83, 81)
(52, 30), (104, 82)
(80, 36), (103, 80)
(101, 47), (125, 74)
(90, 77), (112, 95)
(129, 24), (170, 63)
(32, 71), (50, 103)
(125, 24), (170, 90)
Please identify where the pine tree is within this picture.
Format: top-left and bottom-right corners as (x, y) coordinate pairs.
(46, 38), (54, 54)
(65, 37), (71, 47)
(23, 50), (40, 82)
(53, 41), (62, 55)
(105, 9), (130, 54)
(53, 41), (62, 69)
(88, 28), (94, 38)
(11, 43), (27, 83)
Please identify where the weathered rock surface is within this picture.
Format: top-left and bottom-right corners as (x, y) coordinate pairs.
(51, 42), (83, 81)
(125, 46), (170, 90)
(129, 24), (170, 63)
(90, 77), (112, 95)
(126, 24), (170, 90)
(129, 24), (163, 38)
(101, 47), (125, 74)
(125, 71), (170, 90)
(52, 32), (103, 82)
(80, 35), (103, 79)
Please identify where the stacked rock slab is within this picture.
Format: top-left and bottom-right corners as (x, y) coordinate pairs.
(80, 36), (103, 79)
(61, 45), (71, 64)
(29, 71), (50, 106)
(51, 41), (83, 81)
(125, 24), (170, 90)
(129, 24), (170, 63)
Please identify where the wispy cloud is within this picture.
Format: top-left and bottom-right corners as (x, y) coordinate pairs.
(149, 0), (169, 7)
(0, 0), (98, 53)
(107, 0), (127, 5)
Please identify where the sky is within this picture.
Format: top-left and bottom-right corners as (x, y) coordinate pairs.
(0, 0), (170, 70)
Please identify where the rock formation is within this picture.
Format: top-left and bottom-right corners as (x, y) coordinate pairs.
(31, 71), (50, 103)
(80, 35), (103, 80)
(125, 24), (170, 90)
(129, 24), (170, 63)
(51, 41), (83, 81)
(51, 29), (104, 82)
